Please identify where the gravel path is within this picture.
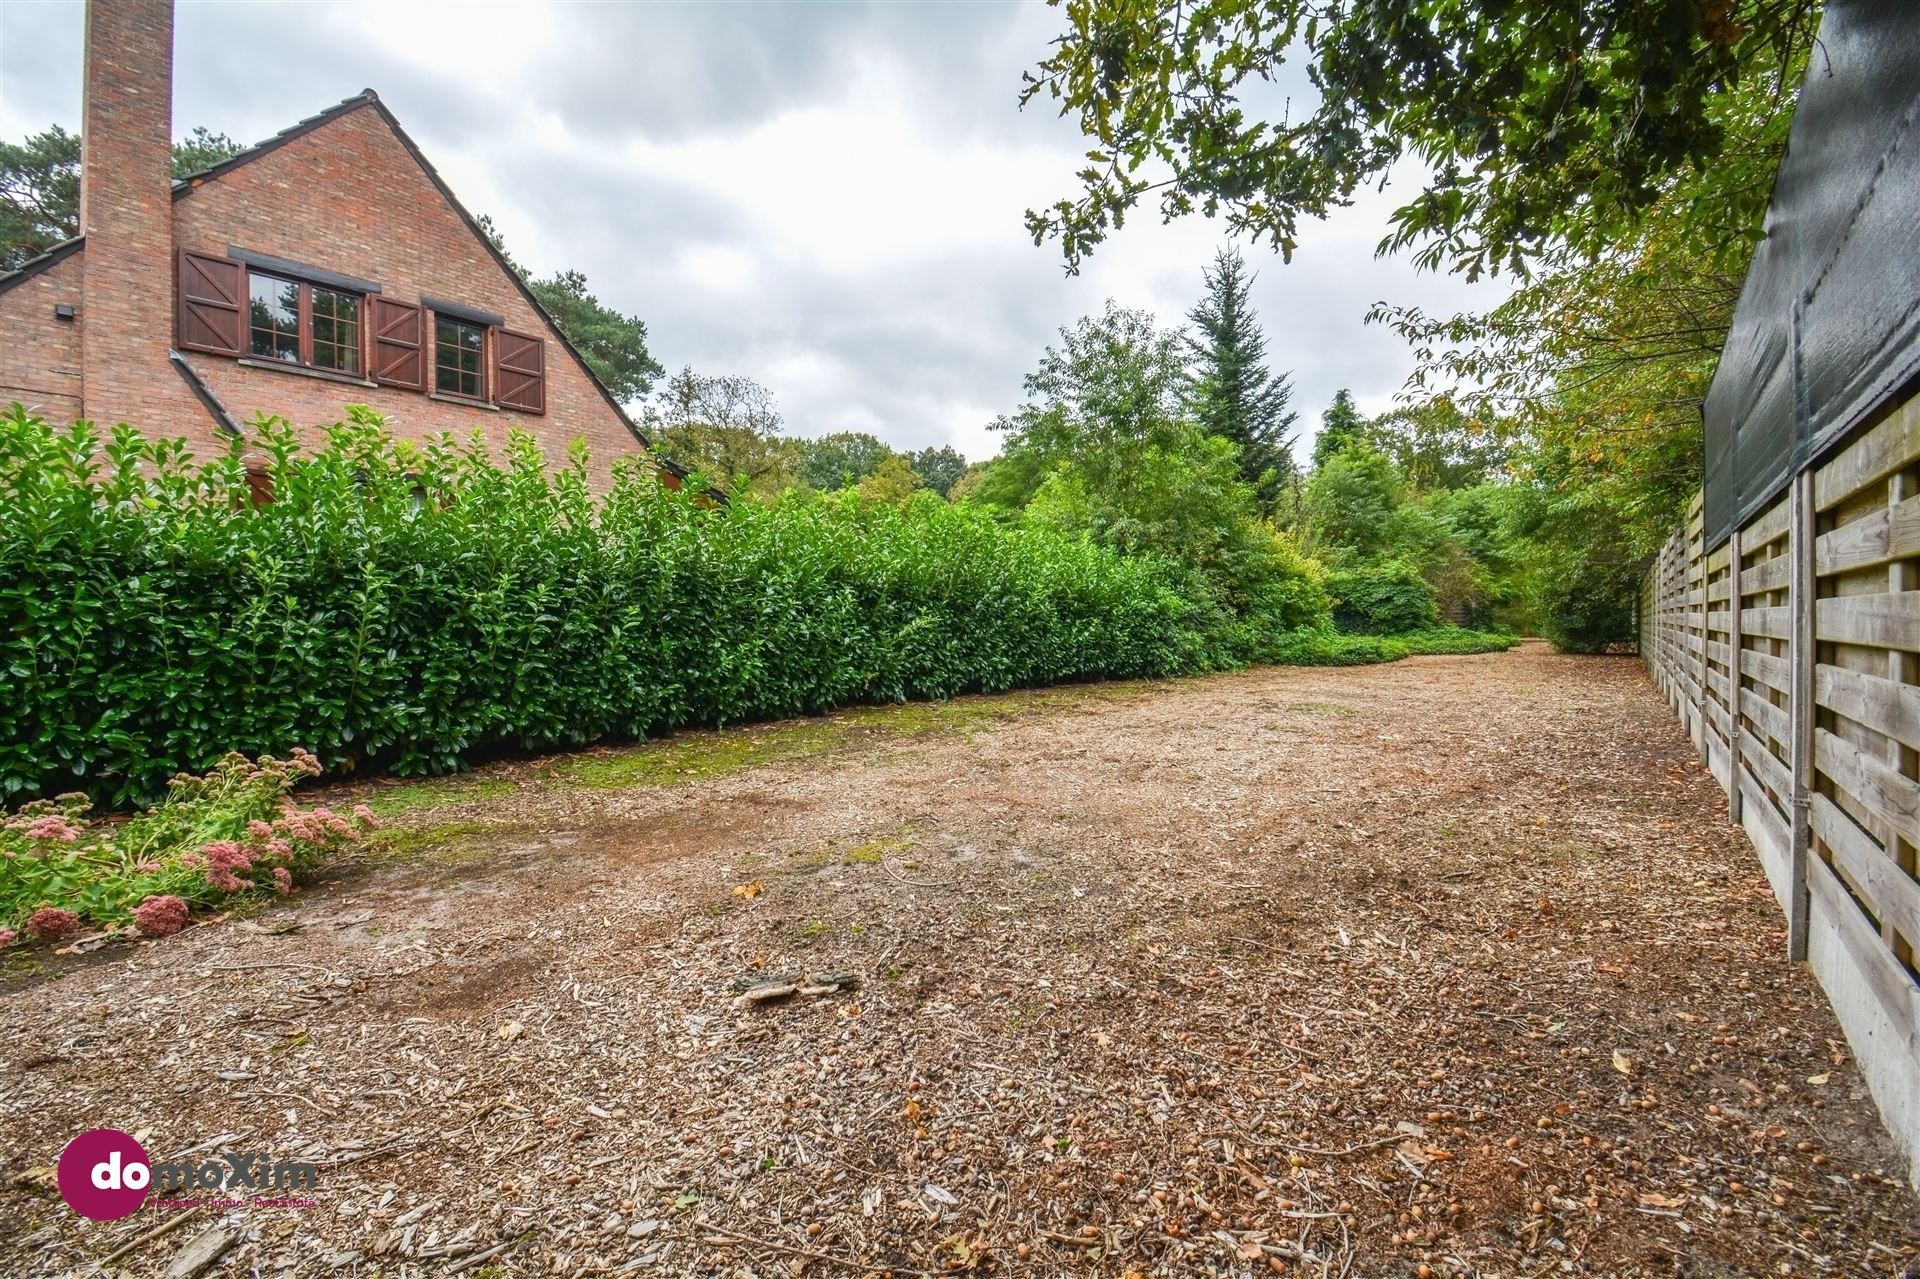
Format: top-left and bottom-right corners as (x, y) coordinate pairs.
(2, 643), (1915, 1278)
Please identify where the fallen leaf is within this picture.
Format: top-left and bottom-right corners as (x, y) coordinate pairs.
(732, 880), (764, 900)
(1612, 1049), (1635, 1076)
(498, 1021), (524, 1042)
(1806, 1072), (1829, 1085)
(1636, 1192), (1686, 1209)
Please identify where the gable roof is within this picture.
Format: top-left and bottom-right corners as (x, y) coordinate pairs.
(171, 89), (685, 474)
(0, 234), (86, 296)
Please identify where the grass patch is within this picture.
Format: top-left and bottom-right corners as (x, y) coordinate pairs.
(553, 695), (1043, 792)
(363, 820), (521, 866)
(556, 720), (850, 789)
(844, 835), (914, 866)
(365, 777), (515, 817)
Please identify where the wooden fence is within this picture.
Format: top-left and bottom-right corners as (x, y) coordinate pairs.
(1642, 395), (1920, 1188)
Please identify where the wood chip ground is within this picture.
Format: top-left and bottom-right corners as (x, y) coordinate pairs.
(2, 644), (1915, 1277)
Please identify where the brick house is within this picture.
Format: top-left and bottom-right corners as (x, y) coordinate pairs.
(0, 0), (664, 478)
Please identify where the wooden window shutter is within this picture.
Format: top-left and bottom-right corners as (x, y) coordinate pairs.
(492, 329), (545, 413)
(177, 250), (243, 355)
(370, 297), (424, 389)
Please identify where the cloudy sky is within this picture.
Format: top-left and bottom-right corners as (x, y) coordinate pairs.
(1, 0), (1503, 461)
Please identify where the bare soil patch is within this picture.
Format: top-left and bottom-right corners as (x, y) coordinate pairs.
(2, 644), (1914, 1277)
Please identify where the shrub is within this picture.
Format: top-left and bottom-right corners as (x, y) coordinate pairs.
(0, 409), (1240, 804)
(1261, 627), (1515, 666)
(1325, 561), (1439, 634)
(0, 749), (367, 939)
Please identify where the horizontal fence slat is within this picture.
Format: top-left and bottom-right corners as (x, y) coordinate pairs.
(1740, 724), (1793, 801)
(1811, 794), (1920, 952)
(1744, 495), (1791, 547)
(1815, 728), (1920, 850)
(1814, 396), (1920, 510)
(1742, 606), (1794, 640)
(1742, 647), (1791, 694)
(1741, 555), (1792, 595)
(1804, 854), (1919, 1065)
(1816, 492), (1920, 577)
(1814, 592), (1920, 653)
(1740, 686), (1790, 747)
(1817, 663), (1920, 753)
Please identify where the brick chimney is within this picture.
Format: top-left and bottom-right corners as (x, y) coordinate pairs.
(78, 0), (180, 428)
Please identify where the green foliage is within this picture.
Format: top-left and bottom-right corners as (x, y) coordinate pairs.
(169, 127), (244, 176)
(0, 750), (367, 935)
(855, 454), (924, 505)
(2, 124), (244, 270)
(1263, 627), (1514, 666)
(1302, 439), (1402, 565)
(1311, 391), (1366, 469)
(1362, 51), (1814, 653)
(905, 445), (968, 498)
(1185, 249), (1296, 513)
(991, 303), (1330, 641)
(643, 367), (797, 498)
(526, 269), (665, 404)
(0, 406), (1250, 806)
(1324, 562), (1437, 636)
(1021, 0), (1817, 278)
(797, 432), (893, 491)
(1367, 397), (1507, 493)
(0, 125), (78, 270)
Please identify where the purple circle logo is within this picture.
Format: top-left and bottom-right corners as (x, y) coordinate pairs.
(57, 1129), (151, 1221)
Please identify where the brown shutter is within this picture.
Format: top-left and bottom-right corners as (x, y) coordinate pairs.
(177, 250), (243, 355)
(370, 297), (424, 389)
(492, 328), (545, 413)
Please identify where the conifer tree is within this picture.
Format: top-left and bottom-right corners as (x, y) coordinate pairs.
(1186, 250), (1297, 515)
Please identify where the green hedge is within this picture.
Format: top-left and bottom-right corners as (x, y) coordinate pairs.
(1, 410), (1314, 805)
(1, 410), (1523, 807)
(1326, 560), (1438, 634)
(1263, 628), (1517, 666)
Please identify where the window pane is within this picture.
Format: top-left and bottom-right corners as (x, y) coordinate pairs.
(248, 273), (299, 362)
(311, 288), (360, 374)
(435, 316), (484, 397)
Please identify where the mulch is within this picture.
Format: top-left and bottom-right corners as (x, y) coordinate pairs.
(1, 643), (1915, 1278)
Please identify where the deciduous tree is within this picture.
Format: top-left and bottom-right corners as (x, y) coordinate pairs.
(1021, 0), (1818, 278)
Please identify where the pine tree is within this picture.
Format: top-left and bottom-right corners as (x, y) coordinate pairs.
(1186, 249), (1297, 515)
(1312, 388), (1367, 469)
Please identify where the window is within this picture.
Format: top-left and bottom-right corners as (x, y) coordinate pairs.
(245, 271), (362, 373)
(248, 273), (299, 362)
(435, 315), (485, 399)
(311, 287), (361, 374)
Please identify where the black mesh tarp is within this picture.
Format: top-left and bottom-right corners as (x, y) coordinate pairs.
(1701, 0), (1920, 548)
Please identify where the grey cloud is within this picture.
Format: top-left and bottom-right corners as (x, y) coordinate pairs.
(2, 0), (1503, 463)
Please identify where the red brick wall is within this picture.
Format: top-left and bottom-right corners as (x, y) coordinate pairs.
(0, 253), (86, 422)
(78, 0), (207, 435)
(171, 103), (647, 472)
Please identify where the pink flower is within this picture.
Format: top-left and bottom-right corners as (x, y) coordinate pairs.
(135, 860), (164, 874)
(24, 907), (80, 942)
(204, 867), (246, 893)
(0, 929), (15, 947)
(132, 895), (190, 938)
(23, 815), (80, 843)
(180, 852), (204, 869)
(245, 820), (275, 841)
(351, 804), (381, 830)
(201, 840), (253, 873)
(271, 867), (292, 895)
(288, 747), (323, 777)
(267, 838), (292, 860)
